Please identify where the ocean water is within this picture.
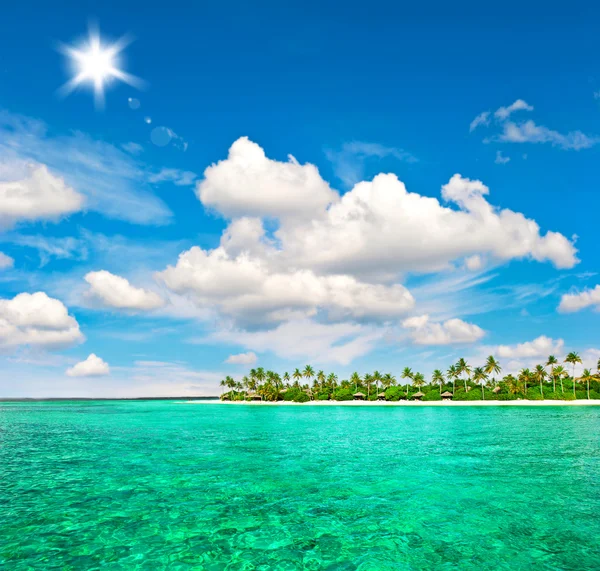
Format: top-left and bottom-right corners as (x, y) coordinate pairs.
(1, 402), (599, 570)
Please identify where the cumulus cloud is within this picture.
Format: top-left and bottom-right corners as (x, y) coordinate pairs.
(493, 335), (564, 359)
(494, 99), (534, 121)
(154, 138), (579, 363)
(225, 351), (258, 365)
(84, 270), (165, 311)
(0, 252), (14, 269)
(558, 285), (600, 313)
(0, 163), (84, 229)
(196, 137), (339, 219)
(402, 314), (484, 345)
(273, 172), (577, 276)
(66, 354), (110, 377)
(157, 242), (415, 327)
(0, 292), (83, 349)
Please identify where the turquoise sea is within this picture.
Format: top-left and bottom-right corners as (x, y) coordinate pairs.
(1, 401), (600, 570)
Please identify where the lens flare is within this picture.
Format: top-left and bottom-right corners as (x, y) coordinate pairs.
(57, 24), (143, 109)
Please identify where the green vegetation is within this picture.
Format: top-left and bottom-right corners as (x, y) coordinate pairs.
(219, 356), (600, 403)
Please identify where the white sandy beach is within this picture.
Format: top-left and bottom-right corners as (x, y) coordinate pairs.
(184, 399), (600, 406)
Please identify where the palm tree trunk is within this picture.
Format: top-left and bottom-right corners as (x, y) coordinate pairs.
(587, 380), (590, 400)
(540, 380), (544, 399)
(572, 365), (576, 398)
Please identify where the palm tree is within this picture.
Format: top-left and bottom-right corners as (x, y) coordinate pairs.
(364, 373), (373, 399)
(401, 367), (413, 398)
(533, 365), (547, 399)
(292, 368), (302, 386)
(505, 374), (519, 395)
(255, 367), (266, 385)
(446, 364), (458, 395)
(472, 367), (487, 399)
(303, 365), (315, 386)
(432, 369), (445, 394)
(565, 352), (582, 398)
(219, 378), (227, 397)
(578, 369), (594, 400)
(283, 371), (290, 385)
(519, 368), (531, 397)
(456, 358), (471, 392)
(413, 372), (425, 395)
(553, 365), (566, 394)
(372, 370), (383, 396)
(546, 355), (558, 393)
(350, 372), (361, 392)
(317, 370), (326, 390)
(327, 372), (338, 393)
(484, 356), (502, 379)
(382, 373), (396, 391)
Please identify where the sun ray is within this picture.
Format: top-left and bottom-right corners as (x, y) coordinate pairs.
(57, 25), (143, 109)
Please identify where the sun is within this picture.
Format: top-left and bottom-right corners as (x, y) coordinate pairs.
(58, 24), (143, 108)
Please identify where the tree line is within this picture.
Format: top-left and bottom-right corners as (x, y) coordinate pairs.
(219, 352), (600, 402)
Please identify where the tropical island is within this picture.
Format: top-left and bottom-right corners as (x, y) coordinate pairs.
(218, 353), (600, 403)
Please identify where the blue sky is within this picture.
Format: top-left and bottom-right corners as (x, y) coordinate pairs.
(1, 0), (599, 397)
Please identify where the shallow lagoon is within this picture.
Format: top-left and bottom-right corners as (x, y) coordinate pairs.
(1, 401), (599, 570)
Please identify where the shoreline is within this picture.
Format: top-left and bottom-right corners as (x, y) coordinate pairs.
(183, 399), (600, 406)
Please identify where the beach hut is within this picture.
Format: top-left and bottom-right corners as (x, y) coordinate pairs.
(377, 392), (386, 400)
(353, 392), (365, 400)
(441, 391), (453, 401)
(221, 393), (231, 401)
(247, 392), (262, 401)
(412, 391), (425, 401)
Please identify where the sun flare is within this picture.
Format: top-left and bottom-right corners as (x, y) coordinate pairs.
(58, 25), (143, 108)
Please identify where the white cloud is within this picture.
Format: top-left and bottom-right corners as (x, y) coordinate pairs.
(0, 163), (84, 229)
(498, 120), (599, 150)
(149, 168), (197, 186)
(211, 319), (383, 365)
(3, 234), (88, 267)
(0, 110), (171, 225)
(122, 142), (144, 155)
(558, 285), (600, 313)
(274, 172), (577, 276)
(494, 99), (534, 121)
(464, 255), (484, 271)
(402, 314), (484, 345)
(470, 100), (598, 151)
(84, 270), (165, 311)
(326, 141), (417, 187)
(495, 150), (510, 164)
(157, 242), (415, 327)
(469, 111), (490, 132)
(493, 335), (564, 359)
(225, 351), (258, 365)
(0, 252), (14, 269)
(0, 292), (83, 349)
(196, 136), (339, 219)
(66, 354), (110, 377)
